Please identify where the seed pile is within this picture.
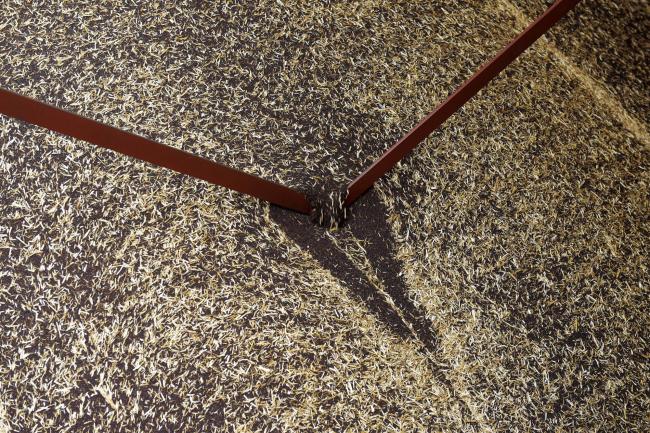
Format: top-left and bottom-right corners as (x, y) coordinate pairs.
(371, 1), (649, 430)
(1, 0), (648, 432)
(308, 187), (347, 229)
(512, 0), (650, 124)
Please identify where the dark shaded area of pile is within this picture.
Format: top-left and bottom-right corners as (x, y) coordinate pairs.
(1, 1), (648, 432)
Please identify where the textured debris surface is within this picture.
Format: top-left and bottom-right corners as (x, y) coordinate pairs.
(1, 1), (649, 432)
(308, 187), (348, 229)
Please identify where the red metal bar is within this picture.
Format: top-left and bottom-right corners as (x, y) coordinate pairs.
(345, 0), (582, 206)
(0, 88), (311, 214)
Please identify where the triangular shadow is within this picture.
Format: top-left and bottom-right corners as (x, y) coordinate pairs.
(270, 190), (439, 355)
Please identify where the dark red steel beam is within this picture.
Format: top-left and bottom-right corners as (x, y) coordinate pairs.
(345, 0), (582, 206)
(0, 88), (311, 214)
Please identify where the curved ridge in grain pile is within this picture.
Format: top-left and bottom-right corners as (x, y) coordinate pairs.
(0, 1), (648, 432)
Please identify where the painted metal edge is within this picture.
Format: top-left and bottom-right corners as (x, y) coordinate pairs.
(345, 0), (582, 206)
(0, 88), (312, 214)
